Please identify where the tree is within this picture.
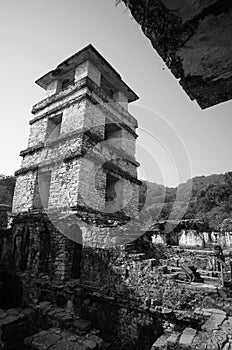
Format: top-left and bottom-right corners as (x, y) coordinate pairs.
(220, 218), (232, 232)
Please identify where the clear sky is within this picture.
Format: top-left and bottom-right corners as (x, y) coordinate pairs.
(0, 0), (231, 187)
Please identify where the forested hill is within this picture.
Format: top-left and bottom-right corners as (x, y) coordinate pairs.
(142, 172), (232, 230)
(0, 175), (15, 207)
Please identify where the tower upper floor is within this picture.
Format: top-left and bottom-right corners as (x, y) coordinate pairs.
(34, 44), (138, 112)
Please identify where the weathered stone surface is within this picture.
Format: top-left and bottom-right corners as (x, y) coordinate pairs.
(160, 0), (218, 22)
(74, 319), (92, 332)
(191, 331), (211, 350)
(201, 312), (226, 331)
(121, 0), (232, 109)
(179, 327), (197, 348)
(0, 308), (34, 349)
(192, 329), (229, 350)
(25, 327), (103, 350)
(205, 330), (228, 350)
(167, 331), (181, 347)
(151, 334), (168, 349)
(221, 317), (232, 336)
(13, 44), (141, 219)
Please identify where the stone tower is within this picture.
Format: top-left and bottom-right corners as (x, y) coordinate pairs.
(12, 44), (141, 219)
(11, 45), (142, 280)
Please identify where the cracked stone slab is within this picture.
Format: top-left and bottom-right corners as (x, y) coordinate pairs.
(203, 309), (227, 315)
(179, 327), (197, 348)
(151, 334), (169, 349)
(25, 328), (101, 350)
(167, 331), (181, 347)
(201, 313), (227, 332)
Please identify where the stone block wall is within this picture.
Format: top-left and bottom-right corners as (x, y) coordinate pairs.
(74, 60), (101, 87)
(152, 229), (232, 249)
(179, 230), (204, 247)
(60, 101), (85, 135)
(121, 128), (136, 158)
(82, 99), (105, 139)
(48, 159), (81, 209)
(91, 90), (138, 130)
(211, 231), (232, 248)
(28, 118), (48, 148)
(13, 160), (82, 212)
(77, 158), (106, 212)
(21, 134), (83, 169)
(31, 85), (88, 124)
(18, 276), (162, 350)
(13, 78), (141, 217)
(12, 171), (37, 212)
(122, 180), (140, 217)
(13, 153), (140, 217)
(10, 213), (81, 280)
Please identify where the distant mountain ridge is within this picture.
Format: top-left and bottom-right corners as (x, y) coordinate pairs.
(142, 172), (232, 230)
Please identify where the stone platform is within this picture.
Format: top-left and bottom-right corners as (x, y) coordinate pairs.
(25, 328), (103, 350)
(25, 301), (104, 350)
(0, 302), (104, 350)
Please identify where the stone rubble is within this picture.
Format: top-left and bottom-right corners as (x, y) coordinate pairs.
(151, 309), (232, 350)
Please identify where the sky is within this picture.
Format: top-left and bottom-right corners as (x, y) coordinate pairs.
(0, 0), (231, 187)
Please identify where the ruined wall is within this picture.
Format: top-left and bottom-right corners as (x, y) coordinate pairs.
(152, 229), (232, 248)
(9, 213), (81, 280)
(18, 275), (162, 350)
(2, 213), (231, 349)
(179, 230), (205, 247)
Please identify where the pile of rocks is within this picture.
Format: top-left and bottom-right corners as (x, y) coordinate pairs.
(0, 307), (34, 349)
(152, 308), (232, 349)
(0, 302), (104, 350)
(25, 301), (104, 350)
(25, 327), (103, 350)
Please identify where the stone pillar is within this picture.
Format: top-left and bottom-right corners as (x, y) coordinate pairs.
(122, 179), (139, 218)
(46, 80), (62, 97)
(75, 61), (101, 86)
(113, 91), (128, 110)
(121, 129), (136, 158)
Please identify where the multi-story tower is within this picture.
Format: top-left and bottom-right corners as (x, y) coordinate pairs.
(13, 44), (141, 219)
(12, 45), (142, 280)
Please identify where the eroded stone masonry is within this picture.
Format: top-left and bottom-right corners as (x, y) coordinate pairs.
(120, 0), (232, 109)
(1, 45), (232, 350)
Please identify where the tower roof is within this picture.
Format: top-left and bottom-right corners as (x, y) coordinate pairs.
(35, 44), (139, 103)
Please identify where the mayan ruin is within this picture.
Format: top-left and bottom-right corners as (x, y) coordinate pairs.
(0, 0), (232, 349)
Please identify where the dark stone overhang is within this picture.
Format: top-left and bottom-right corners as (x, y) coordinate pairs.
(121, 0), (232, 109)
